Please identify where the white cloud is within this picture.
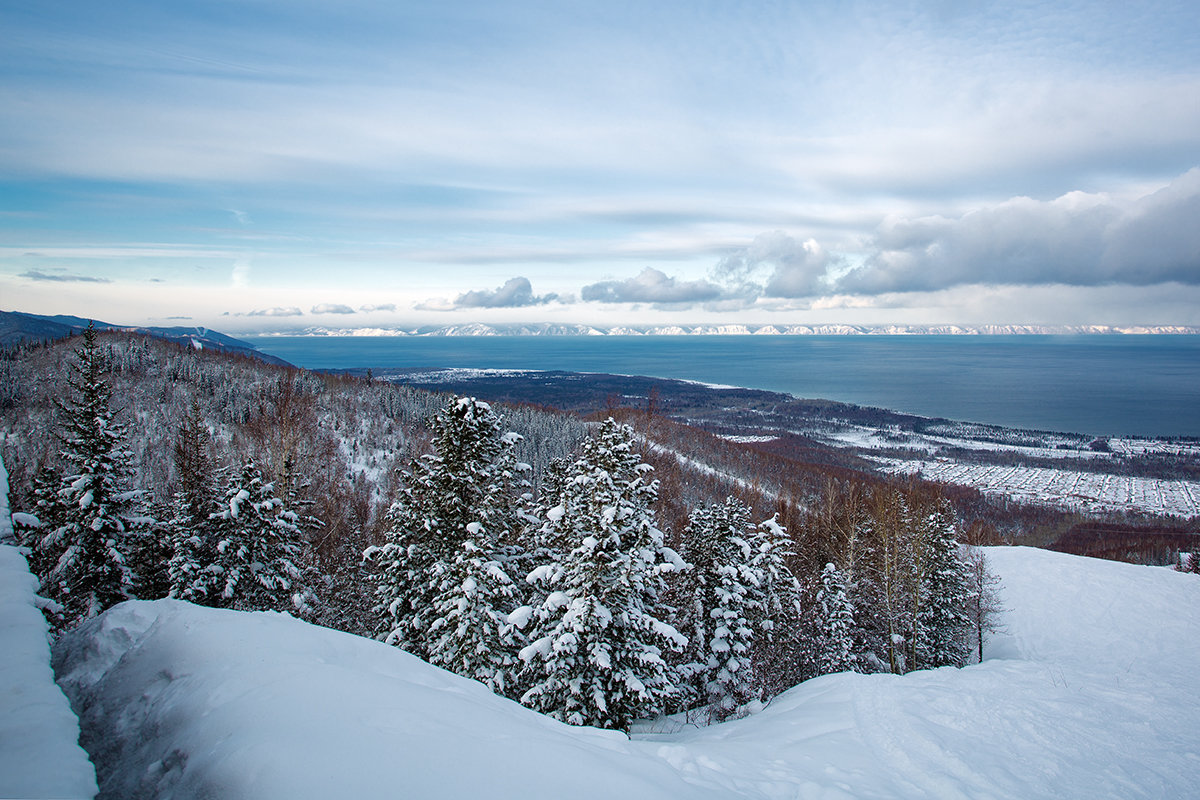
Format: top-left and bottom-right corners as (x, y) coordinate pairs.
(713, 231), (838, 298)
(580, 268), (727, 306)
(311, 303), (356, 314)
(838, 169), (1200, 294)
(418, 277), (562, 310)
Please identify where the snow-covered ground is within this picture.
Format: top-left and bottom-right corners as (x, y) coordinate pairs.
(876, 457), (1200, 517)
(0, 458), (98, 800)
(47, 547), (1200, 799)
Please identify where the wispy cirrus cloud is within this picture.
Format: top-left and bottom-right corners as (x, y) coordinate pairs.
(20, 270), (112, 283)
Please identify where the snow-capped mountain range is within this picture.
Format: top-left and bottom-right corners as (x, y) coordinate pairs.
(269, 323), (1200, 337)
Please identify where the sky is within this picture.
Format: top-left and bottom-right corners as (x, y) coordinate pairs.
(2, 0), (1199, 333)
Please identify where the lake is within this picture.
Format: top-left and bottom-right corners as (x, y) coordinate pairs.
(242, 335), (1200, 438)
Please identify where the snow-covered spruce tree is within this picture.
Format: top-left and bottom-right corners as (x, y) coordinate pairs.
(365, 397), (529, 692)
(910, 497), (973, 670)
(23, 463), (66, 578)
(37, 323), (151, 631)
(678, 497), (761, 720)
(748, 513), (806, 695)
(516, 418), (686, 731)
(167, 398), (221, 604)
(811, 562), (856, 675)
(209, 458), (306, 612)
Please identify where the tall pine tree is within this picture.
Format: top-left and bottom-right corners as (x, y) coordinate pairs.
(910, 496), (973, 670)
(811, 562), (856, 675)
(516, 418), (686, 731)
(209, 458), (306, 612)
(366, 396), (528, 692)
(167, 398), (220, 604)
(37, 323), (148, 630)
(678, 497), (761, 720)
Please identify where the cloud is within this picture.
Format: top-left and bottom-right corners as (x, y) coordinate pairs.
(838, 169), (1200, 294)
(713, 231), (838, 298)
(244, 307), (303, 317)
(437, 276), (560, 309)
(581, 268), (726, 306)
(359, 303), (397, 312)
(311, 303), (355, 314)
(20, 270), (111, 283)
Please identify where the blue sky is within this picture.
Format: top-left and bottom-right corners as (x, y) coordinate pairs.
(2, 0), (1199, 332)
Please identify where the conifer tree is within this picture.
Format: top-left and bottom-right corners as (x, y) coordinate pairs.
(748, 513), (806, 694)
(516, 418), (686, 731)
(911, 497), (973, 669)
(812, 562), (856, 674)
(167, 398), (220, 604)
(24, 463), (65, 578)
(38, 323), (148, 630)
(366, 396), (528, 686)
(210, 458), (305, 612)
(679, 497), (761, 720)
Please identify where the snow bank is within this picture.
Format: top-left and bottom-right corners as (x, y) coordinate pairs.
(53, 601), (726, 800)
(0, 456), (98, 800)
(51, 547), (1200, 800)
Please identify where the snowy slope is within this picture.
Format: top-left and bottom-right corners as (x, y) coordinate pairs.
(53, 601), (725, 800)
(52, 547), (1200, 800)
(0, 457), (98, 800)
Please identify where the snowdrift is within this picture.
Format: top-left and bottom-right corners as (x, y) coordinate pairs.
(53, 547), (1200, 800)
(0, 455), (98, 800)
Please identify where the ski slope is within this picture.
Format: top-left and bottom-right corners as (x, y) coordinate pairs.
(44, 545), (1199, 800)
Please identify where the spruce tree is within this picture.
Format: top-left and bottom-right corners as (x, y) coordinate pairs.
(748, 513), (805, 694)
(167, 398), (220, 604)
(39, 323), (147, 630)
(679, 497), (761, 720)
(517, 418), (686, 731)
(812, 562), (856, 674)
(366, 396), (528, 687)
(210, 458), (305, 612)
(911, 498), (973, 669)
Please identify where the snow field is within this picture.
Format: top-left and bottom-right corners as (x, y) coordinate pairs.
(877, 457), (1200, 517)
(0, 456), (98, 800)
(48, 546), (1200, 799)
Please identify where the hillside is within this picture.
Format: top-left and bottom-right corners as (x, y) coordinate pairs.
(40, 546), (1200, 799)
(0, 310), (292, 366)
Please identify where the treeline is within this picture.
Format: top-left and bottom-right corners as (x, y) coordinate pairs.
(1049, 522), (1200, 565)
(3, 327), (998, 732)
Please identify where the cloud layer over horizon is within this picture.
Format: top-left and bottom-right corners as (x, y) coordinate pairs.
(1, 1), (1198, 329)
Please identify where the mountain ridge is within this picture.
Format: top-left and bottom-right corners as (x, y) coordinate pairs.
(258, 322), (1200, 337)
(0, 310), (292, 366)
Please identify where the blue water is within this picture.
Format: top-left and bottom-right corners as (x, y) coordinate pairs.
(243, 335), (1200, 438)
